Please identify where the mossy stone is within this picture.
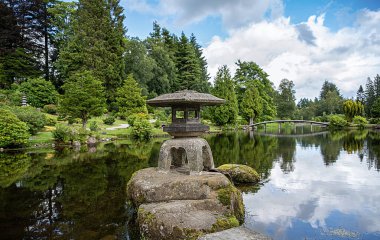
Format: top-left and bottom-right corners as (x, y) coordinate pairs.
(217, 164), (260, 184)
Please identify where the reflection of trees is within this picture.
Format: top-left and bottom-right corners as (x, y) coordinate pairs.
(0, 153), (31, 187)
(342, 130), (367, 154)
(319, 131), (344, 166)
(206, 132), (277, 179)
(275, 137), (296, 173)
(364, 131), (380, 171)
(0, 140), (157, 239)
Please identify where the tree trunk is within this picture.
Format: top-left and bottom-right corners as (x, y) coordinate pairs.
(249, 117), (253, 125)
(82, 118), (87, 129)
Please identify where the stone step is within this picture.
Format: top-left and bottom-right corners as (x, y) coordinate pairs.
(198, 226), (271, 240)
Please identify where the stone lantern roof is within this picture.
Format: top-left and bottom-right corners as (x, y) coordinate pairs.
(146, 90), (225, 107)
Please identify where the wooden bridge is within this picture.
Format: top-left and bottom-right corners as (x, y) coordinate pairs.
(248, 120), (329, 131)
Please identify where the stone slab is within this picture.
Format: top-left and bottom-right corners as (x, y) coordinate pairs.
(198, 226), (271, 240)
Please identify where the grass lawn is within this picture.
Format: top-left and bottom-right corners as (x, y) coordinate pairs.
(29, 130), (54, 144)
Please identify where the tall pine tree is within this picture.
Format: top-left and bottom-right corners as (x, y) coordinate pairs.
(190, 34), (210, 93)
(58, 0), (126, 104)
(365, 77), (375, 117)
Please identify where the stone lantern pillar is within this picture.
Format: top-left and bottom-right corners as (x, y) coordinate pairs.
(147, 90), (225, 174)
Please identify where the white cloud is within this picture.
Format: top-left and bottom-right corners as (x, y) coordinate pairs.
(243, 146), (380, 236)
(204, 10), (380, 100)
(125, 0), (284, 29)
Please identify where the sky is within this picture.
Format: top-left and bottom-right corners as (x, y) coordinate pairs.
(122, 0), (380, 100)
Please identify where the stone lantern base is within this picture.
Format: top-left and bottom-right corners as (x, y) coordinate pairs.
(158, 137), (214, 174)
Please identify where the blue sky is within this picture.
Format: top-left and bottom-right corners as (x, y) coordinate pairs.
(122, 0), (380, 99)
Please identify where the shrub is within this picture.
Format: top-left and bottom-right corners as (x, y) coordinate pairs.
(154, 119), (161, 128)
(131, 119), (153, 141)
(43, 104), (57, 114)
(353, 116), (367, 128)
(11, 106), (46, 135)
(0, 109), (30, 148)
(53, 124), (89, 144)
(45, 115), (57, 126)
(18, 78), (58, 108)
(89, 121), (99, 132)
(369, 118), (380, 124)
(103, 115), (115, 125)
(127, 113), (149, 126)
(329, 115), (348, 129)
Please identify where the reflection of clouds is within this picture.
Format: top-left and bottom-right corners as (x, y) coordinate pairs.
(244, 144), (380, 236)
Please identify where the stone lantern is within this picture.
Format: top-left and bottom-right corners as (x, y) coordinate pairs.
(147, 90), (224, 174)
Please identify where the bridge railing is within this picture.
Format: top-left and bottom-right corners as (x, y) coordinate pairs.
(249, 120), (329, 127)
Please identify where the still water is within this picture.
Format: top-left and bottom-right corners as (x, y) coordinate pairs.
(0, 129), (380, 239)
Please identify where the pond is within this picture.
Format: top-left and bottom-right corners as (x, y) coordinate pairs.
(0, 129), (379, 239)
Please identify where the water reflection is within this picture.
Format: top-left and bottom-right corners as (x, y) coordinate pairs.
(0, 139), (162, 240)
(0, 130), (380, 239)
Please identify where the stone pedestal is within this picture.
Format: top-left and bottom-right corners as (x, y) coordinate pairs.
(158, 137), (214, 174)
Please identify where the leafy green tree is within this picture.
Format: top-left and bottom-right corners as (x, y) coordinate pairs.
(11, 107), (47, 135)
(320, 80), (341, 100)
(234, 60), (276, 121)
(0, 108), (30, 148)
(343, 100), (364, 122)
(240, 82), (263, 125)
(116, 74), (147, 119)
(210, 66), (238, 126)
(190, 34), (210, 92)
(323, 91), (343, 114)
(276, 79), (296, 119)
(18, 77), (58, 108)
(60, 71), (106, 128)
(58, 0), (126, 104)
(371, 98), (380, 118)
(124, 38), (155, 94)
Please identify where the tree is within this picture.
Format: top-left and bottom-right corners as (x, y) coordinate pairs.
(175, 33), (202, 91)
(234, 60), (276, 121)
(320, 80), (341, 100)
(276, 79), (296, 119)
(240, 82), (263, 125)
(210, 66), (238, 126)
(190, 34), (210, 93)
(60, 71), (106, 128)
(365, 77), (375, 117)
(356, 85), (365, 103)
(371, 98), (380, 118)
(58, 0), (126, 104)
(124, 38), (155, 94)
(323, 91), (342, 114)
(116, 74), (147, 119)
(343, 100), (364, 122)
(18, 77), (58, 108)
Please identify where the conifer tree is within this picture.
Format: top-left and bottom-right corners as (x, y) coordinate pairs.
(365, 77), (375, 117)
(58, 0), (126, 104)
(356, 85), (365, 103)
(190, 34), (210, 93)
(175, 33), (202, 91)
(210, 66), (238, 126)
(116, 74), (147, 119)
(60, 71), (106, 128)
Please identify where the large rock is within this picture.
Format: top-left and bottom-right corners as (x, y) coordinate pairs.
(126, 168), (231, 206)
(199, 226), (271, 240)
(127, 168), (245, 240)
(217, 164), (260, 184)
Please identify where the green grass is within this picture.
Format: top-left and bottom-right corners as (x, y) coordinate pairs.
(29, 131), (54, 144)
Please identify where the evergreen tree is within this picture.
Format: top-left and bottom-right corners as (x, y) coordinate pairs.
(365, 77), (375, 117)
(58, 0), (126, 104)
(374, 74), (380, 98)
(190, 34), (210, 92)
(276, 79), (296, 119)
(60, 71), (106, 128)
(116, 74), (147, 119)
(210, 66), (238, 126)
(356, 85), (365, 103)
(234, 60), (276, 121)
(175, 33), (202, 91)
